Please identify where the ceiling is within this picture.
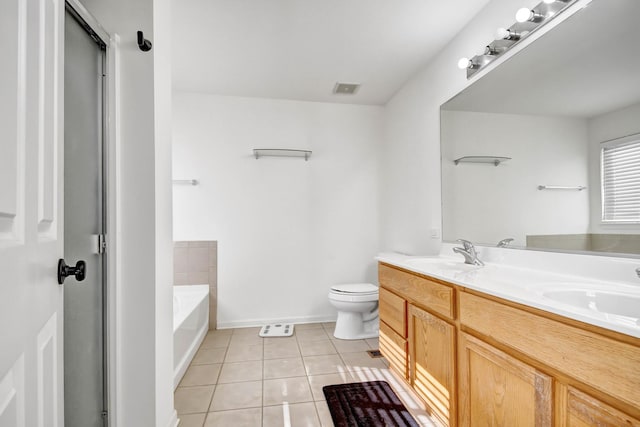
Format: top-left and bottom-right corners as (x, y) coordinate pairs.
(442, 0), (640, 118)
(171, 0), (491, 105)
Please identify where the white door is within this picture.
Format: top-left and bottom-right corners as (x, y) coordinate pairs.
(0, 0), (65, 426)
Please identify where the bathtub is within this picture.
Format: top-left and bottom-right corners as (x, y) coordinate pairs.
(173, 285), (209, 389)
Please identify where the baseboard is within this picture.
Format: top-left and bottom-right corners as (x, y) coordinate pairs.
(217, 314), (337, 330)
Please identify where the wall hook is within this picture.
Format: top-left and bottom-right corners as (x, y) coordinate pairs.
(137, 31), (152, 52)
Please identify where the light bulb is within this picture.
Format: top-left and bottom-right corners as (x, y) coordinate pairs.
(515, 8), (534, 22)
(516, 7), (544, 23)
(495, 28), (509, 39)
(543, 0), (555, 3)
(457, 57), (471, 70)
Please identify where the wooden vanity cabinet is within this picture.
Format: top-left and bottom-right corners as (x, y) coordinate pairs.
(378, 261), (640, 427)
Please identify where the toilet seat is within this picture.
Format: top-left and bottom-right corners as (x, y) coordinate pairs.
(330, 283), (378, 295)
(329, 283), (378, 303)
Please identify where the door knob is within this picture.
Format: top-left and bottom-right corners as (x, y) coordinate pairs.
(58, 259), (86, 285)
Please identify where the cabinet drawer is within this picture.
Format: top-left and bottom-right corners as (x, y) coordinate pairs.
(380, 320), (408, 380)
(379, 263), (454, 319)
(459, 291), (640, 411)
(379, 286), (406, 337)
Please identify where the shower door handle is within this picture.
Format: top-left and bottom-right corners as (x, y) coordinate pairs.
(57, 259), (86, 285)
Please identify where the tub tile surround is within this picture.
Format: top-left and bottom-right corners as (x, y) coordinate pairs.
(174, 323), (438, 427)
(175, 241), (218, 329)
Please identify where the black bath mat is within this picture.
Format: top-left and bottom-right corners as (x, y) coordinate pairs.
(323, 381), (420, 427)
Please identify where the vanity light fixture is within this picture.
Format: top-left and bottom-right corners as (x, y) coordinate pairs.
(515, 8), (545, 23)
(457, 0), (578, 78)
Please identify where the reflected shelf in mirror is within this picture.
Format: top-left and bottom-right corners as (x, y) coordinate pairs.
(172, 179), (198, 186)
(253, 148), (312, 161)
(538, 185), (586, 191)
(454, 156), (511, 166)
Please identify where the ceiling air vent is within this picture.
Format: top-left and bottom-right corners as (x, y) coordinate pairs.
(333, 82), (360, 95)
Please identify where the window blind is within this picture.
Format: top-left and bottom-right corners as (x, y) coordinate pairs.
(601, 135), (640, 222)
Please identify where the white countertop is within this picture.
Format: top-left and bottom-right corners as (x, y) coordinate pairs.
(376, 249), (640, 339)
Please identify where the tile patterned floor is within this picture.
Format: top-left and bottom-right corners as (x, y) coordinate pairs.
(174, 322), (439, 427)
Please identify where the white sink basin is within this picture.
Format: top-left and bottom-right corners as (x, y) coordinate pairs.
(403, 257), (480, 272)
(543, 290), (640, 318)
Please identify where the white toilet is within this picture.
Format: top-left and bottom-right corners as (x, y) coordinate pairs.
(328, 283), (379, 340)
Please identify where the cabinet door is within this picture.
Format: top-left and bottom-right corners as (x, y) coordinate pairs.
(408, 304), (456, 427)
(459, 332), (552, 427)
(558, 385), (640, 427)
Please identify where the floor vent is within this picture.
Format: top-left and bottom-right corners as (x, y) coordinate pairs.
(367, 349), (383, 358)
(259, 323), (294, 337)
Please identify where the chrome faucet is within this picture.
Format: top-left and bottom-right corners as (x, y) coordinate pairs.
(497, 238), (514, 248)
(453, 239), (484, 266)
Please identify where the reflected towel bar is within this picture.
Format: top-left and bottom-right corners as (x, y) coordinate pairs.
(173, 179), (198, 186)
(538, 185), (586, 191)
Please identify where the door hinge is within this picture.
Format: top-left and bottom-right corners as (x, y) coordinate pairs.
(98, 234), (107, 254)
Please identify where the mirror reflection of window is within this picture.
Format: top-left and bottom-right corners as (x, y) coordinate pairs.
(601, 135), (640, 223)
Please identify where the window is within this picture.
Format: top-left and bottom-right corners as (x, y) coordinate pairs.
(601, 134), (640, 223)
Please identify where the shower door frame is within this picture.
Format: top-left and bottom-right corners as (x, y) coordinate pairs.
(64, 1), (120, 425)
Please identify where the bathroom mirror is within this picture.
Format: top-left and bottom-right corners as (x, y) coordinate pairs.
(440, 0), (640, 256)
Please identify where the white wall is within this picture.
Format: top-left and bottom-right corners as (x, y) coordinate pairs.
(441, 111), (589, 246)
(77, 0), (175, 425)
(173, 93), (383, 327)
(380, 0), (586, 254)
(588, 101), (640, 235)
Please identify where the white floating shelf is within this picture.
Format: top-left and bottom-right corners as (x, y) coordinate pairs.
(454, 156), (511, 166)
(254, 149), (312, 161)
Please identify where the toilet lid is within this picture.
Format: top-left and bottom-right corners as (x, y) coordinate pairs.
(330, 283), (378, 295)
